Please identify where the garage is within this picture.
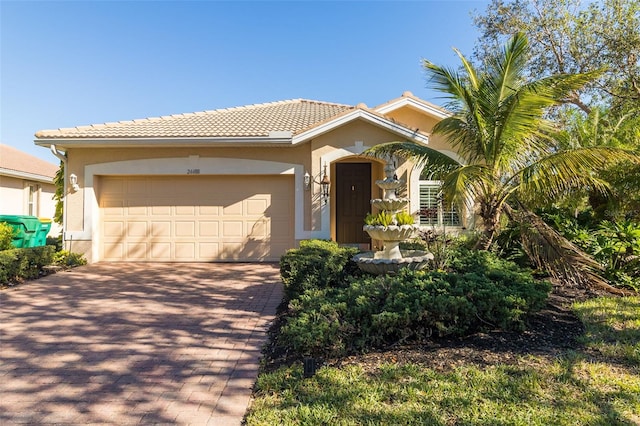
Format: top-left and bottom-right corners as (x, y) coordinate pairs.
(98, 175), (294, 262)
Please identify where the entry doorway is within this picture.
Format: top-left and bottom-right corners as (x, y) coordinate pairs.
(335, 162), (371, 246)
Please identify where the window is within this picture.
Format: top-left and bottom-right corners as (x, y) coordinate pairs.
(419, 180), (460, 227)
(28, 184), (39, 216)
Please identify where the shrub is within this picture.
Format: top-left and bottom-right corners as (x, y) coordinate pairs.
(53, 250), (88, 267)
(0, 222), (15, 250)
(0, 246), (55, 285)
(280, 240), (360, 301)
(277, 250), (551, 357)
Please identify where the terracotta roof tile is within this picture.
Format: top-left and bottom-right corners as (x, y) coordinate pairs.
(0, 144), (59, 179)
(35, 99), (354, 139)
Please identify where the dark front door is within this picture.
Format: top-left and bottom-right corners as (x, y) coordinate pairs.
(336, 162), (371, 245)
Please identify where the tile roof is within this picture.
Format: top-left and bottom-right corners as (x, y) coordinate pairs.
(35, 99), (354, 139)
(0, 144), (58, 180)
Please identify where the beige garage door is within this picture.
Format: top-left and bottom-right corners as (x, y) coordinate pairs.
(99, 175), (294, 261)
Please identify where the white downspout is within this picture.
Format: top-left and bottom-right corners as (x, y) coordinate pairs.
(50, 145), (68, 249)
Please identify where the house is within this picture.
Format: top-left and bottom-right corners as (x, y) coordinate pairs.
(0, 144), (61, 236)
(34, 92), (468, 263)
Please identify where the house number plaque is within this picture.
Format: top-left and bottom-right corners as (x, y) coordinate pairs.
(187, 169), (200, 175)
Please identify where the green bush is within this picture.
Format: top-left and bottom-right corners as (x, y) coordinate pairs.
(53, 250), (88, 267)
(0, 246), (55, 285)
(277, 250), (551, 357)
(280, 240), (360, 301)
(0, 222), (15, 250)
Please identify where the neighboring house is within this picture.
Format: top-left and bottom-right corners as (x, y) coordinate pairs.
(34, 92), (468, 263)
(0, 144), (61, 237)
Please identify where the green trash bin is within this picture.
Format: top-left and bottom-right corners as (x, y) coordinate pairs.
(34, 218), (52, 247)
(0, 215), (40, 248)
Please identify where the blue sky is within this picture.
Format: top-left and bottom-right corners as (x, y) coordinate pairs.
(1, 0), (488, 163)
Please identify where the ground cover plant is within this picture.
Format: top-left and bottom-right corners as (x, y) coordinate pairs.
(276, 245), (550, 358)
(247, 294), (640, 425)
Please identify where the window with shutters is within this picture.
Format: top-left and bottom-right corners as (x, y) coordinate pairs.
(419, 180), (461, 227)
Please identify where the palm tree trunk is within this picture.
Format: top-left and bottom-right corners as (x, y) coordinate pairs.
(475, 201), (500, 250)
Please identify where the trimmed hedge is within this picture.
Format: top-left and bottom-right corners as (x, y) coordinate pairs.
(280, 240), (360, 301)
(0, 246), (55, 286)
(277, 247), (551, 357)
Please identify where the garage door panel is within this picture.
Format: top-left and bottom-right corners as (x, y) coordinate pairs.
(127, 222), (148, 237)
(152, 222), (171, 237)
(175, 242), (196, 259)
(99, 175), (293, 261)
(199, 221), (219, 237)
(175, 221), (196, 237)
(247, 220), (267, 238)
(151, 243), (171, 259)
(127, 179), (149, 194)
(199, 206), (220, 215)
(127, 205), (148, 215)
(152, 205), (171, 215)
(247, 199), (268, 215)
(199, 243), (219, 258)
(104, 242), (124, 260)
(223, 202), (243, 216)
(127, 243), (148, 259)
(104, 221), (125, 238)
(222, 221), (244, 237)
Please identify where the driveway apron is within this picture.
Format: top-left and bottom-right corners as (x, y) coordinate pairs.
(0, 263), (283, 425)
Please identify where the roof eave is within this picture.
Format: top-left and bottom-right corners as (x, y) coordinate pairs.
(374, 96), (451, 119)
(34, 135), (295, 149)
(0, 167), (55, 183)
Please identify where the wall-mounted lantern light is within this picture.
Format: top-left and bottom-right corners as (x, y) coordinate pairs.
(69, 173), (80, 192)
(303, 163), (331, 204)
(320, 163), (330, 203)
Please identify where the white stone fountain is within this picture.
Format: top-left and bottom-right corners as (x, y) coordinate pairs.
(353, 162), (433, 275)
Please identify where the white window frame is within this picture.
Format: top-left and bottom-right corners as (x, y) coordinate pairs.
(418, 180), (461, 228)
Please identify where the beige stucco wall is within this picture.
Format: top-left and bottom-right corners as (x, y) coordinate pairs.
(384, 106), (460, 160)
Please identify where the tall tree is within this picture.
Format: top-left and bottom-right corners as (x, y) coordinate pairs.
(368, 33), (638, 292)
(473, 0), (640, 114)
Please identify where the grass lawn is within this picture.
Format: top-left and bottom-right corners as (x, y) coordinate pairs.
(246, 296), (640, 425)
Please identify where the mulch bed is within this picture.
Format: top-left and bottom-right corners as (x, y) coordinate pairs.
(262, 281), (609, 373)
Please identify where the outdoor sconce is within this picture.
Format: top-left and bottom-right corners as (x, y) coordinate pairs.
(303, 163), (331, 204)
(320, 164), (330, 203)
(69, 173), (79, 192)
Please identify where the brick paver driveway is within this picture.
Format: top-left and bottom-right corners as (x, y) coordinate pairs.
(0, 263), (283, 425)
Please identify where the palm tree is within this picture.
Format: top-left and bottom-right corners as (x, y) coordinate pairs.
(371, 32), (636, 249)
(368, 33), (639, 293)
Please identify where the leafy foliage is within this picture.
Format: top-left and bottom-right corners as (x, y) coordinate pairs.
(541, 210), (640, 290)
(473, 0), (640, 113)
(0, 246), (55, 285)
(0, 222), (16, 251)
(53, 161), (64, 225)
(394, 211), (415, 225)
(277, 247), (550, 357)
(279, 240), (360, 302)
(363, 211), (394, 227)
(52, 250), (88, 267)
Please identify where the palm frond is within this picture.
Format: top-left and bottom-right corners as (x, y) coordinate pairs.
(441, 164), (491, 212)
(518, 146), (640, 199)
(507, 204), (633, 296)
(363, 141), (460, 169)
